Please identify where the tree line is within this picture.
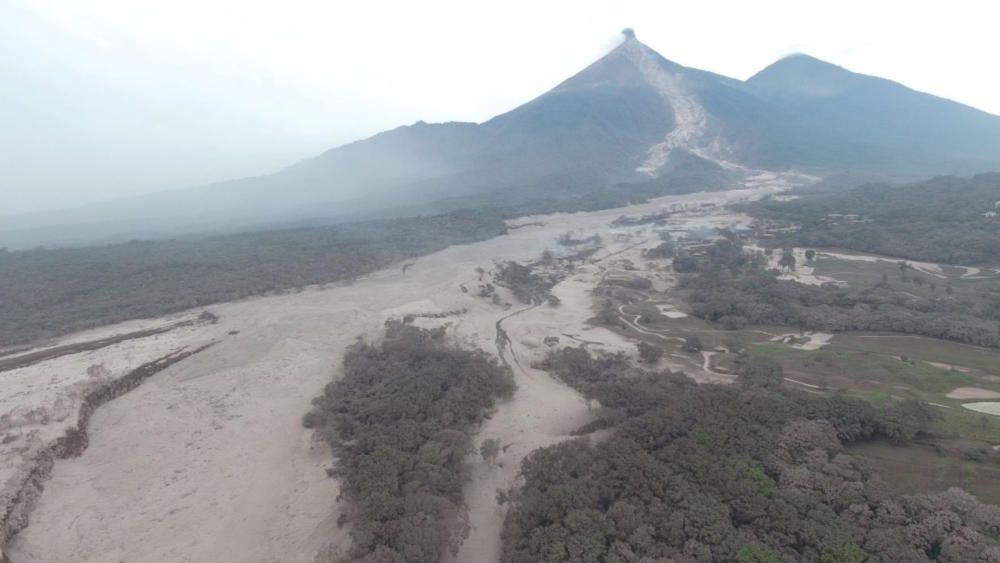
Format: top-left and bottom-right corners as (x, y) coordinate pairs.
(0, 210), (506, 347)
(744, 173), (1000, 266)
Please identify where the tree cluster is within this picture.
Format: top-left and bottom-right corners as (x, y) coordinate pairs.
(305, 322), (515, 562)
(501, 348), (999, 562)
(493, 261), (560, 305)
(676, 238), (1000, 349)
(745, 173), (1000, 266)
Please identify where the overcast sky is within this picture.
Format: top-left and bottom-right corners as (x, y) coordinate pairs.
(2, 0), (998, 217)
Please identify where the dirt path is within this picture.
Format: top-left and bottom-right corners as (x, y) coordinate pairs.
(449, 304), (599, 563)
(701, 351), (721, 375)
(784, 377), (823, 389)
(494, 305), (538, 376)
(617, 304), (686, 343)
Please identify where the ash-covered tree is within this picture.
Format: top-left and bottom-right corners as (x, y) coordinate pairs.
(500, 348), (994, 563)
(637, 341), (664, 364)
(307, 322), (515, 563)
(480, 438), (501, 466)
(736, 353), (784, 388)
(779, 248), (797, 272)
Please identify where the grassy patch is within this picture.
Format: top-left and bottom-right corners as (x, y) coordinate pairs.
(751, 334), (1000, 503)
(750, 341), (986, 396)
(811, 253), (1000, 300)
(931, 407), (1000, 444)
(849, 441), (1000, 505)
(749, 336), (1000, 444)
(833, 334), (1000, 376)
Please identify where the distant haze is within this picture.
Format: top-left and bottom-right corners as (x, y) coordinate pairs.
(2, 0), (999, 217)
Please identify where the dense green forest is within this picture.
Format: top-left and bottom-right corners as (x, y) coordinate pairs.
(672, 235), (1000, 348)
(502, 347), (1000, 562)
(746, 173), (1000, 266)
(305, 322), (515, 562)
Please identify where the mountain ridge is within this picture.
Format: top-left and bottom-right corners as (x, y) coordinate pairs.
(747, 53), (1000, 165)
(3, 32), (1000, 249)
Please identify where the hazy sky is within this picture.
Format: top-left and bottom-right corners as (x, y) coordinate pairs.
(2, 0), (998, 217)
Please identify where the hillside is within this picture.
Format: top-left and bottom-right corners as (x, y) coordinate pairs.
(3, 32), (1000, 249)
(748, 55), (1000, 171)
(747, 173), (1000, 265)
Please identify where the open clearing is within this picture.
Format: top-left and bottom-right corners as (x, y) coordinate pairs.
(849, 441), (1000, 505)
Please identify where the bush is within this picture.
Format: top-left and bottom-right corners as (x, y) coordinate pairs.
(737, 354), (785, 388)
(637, 342), (664, 364)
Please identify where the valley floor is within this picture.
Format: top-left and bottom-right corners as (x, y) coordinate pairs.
(2, 171), (807, 563)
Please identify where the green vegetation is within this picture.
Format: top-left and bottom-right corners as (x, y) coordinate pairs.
(502, 347), (1000, 562)
(735, 353), (784, 388)
(592, 245), (1000, 510)
(750, 343), (978, 395)
(809, 254), (1000, 305)
(833, 334), (1000, 376)
(851, 441), (1000, 506)
(747, 173), (1000, 266)
(749, 337), (1000, 431)
(672, 235), (1000, 348)
(744, 336), (1000, 502)
(304, 322), (515, 563)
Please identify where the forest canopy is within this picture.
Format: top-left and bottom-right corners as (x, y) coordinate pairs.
(0, 210), (506, 348)
(0, 155), (733, 349)
(305, 322), (515, 563)
(502, 347), (1000, 562)
(745, 173), (1000, 266)
(671, 236), (1000, 348)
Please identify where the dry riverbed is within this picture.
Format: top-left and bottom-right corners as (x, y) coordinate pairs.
(2, 171), (808, 563)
